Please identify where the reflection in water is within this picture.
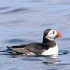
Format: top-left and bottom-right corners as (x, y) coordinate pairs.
(44, 63), (58, 70)
(0, 51), (70, 70)
(43, 58), (60, 64)
(23, 56), (60, 70)
(44, 61), (70, 70)
(43, 57), (70, 70)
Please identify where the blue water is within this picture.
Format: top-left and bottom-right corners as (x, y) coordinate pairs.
(0, 0), (70, 70)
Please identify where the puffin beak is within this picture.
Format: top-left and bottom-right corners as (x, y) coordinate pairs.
(56, 30), (62, 38)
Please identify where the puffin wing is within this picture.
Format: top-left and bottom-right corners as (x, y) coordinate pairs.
(7, 43), (49, 55)
(7, 44), (30, 54)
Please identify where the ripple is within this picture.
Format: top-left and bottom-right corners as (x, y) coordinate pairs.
(44, 63), (70, 67)
(4, 39), (35, 44)
(28, 0), (43, 2)
(58, 63), (70, 66)
(59, 50), (70, 55)
(5, 50), (70, 58)
(5, 39), (25, 43)
(64, 14), (70, 18)
(0, 7), (9, 10)
(0, 8), (31, 14)
(9, 20), (24, 23)
(23, 57), (42, 61)
(61, 37), (70, 41)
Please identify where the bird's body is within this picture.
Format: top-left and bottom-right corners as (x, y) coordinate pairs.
(7, 29), (62, 56)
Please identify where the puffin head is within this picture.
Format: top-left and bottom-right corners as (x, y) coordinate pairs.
(43, 29), (62, 43)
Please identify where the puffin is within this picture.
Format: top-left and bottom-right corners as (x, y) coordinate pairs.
(7, 29), (62, 56)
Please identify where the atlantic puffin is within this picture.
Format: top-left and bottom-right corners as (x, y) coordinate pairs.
(7, 29), (62, 55)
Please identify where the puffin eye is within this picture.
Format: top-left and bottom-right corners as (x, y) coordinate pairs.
(48, 30), (55, 35)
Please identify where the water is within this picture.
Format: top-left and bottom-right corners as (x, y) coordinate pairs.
(0, 0), (70, 70)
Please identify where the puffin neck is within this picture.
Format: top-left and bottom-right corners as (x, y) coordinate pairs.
(43, 38), (56, 48)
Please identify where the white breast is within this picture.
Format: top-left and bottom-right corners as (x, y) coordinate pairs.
(42, 45), (58, 55)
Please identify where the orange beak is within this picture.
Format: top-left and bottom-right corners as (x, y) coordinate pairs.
(57, 30), (62, 37)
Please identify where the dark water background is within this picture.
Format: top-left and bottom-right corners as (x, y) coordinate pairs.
(0, 0), (70, 70)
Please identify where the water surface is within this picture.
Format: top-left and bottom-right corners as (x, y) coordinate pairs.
(0, 0), (70, 70)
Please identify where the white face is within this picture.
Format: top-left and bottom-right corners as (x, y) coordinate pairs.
(46, 30), (57, 40)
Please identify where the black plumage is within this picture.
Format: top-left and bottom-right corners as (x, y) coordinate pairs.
(7, 29), (60, 55)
